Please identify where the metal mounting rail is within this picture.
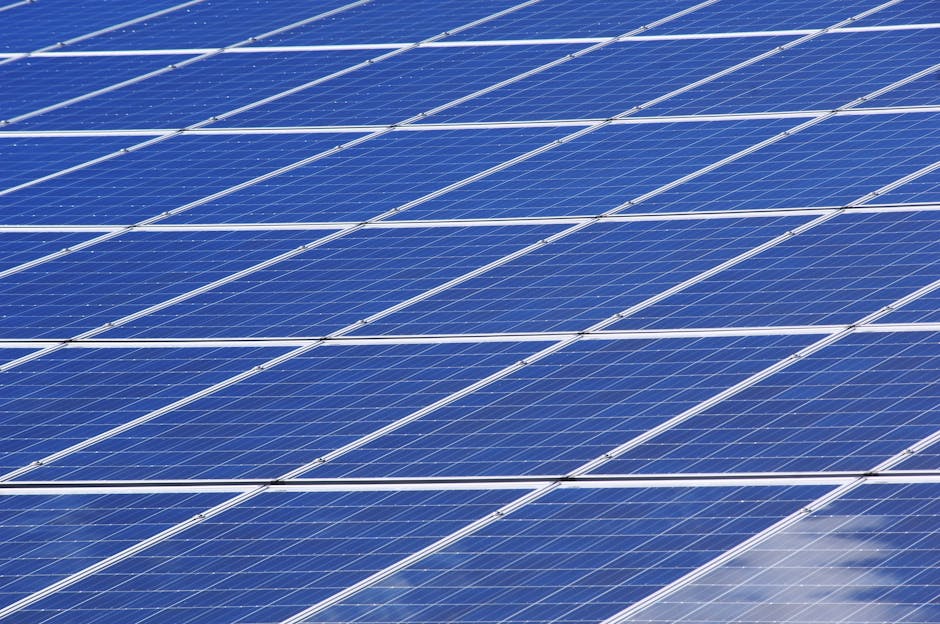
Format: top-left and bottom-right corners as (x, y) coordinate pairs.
(0, 0), (207, 68)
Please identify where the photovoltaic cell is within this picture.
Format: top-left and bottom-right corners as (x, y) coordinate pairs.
(0, 232), (99, 273)
(593, 331), (940, 475)
(2, 489), (526, 624)
(875, 168), (940, 206)
(872, 272), (940, 324)
(359, 216), (809, 336)
(0, 0), (186, 52)
(0, 136), (139, 191)
(309, 335), (816, 479)
(653, 0), (885, 33)
(858, 69), (940, 108)
(635, 113), (940, 213)
(71, 0), (360, 51)
(0, 346), (285, 475)
(612, 211), (940, 330)
(427, 36), (788, 123)
(15, 51), (377, 130)
(0, 56), (177, 124)
(855, 0), (940, 26)
(622, 481), (940, 624)
(247, 0), (523, 47)
(308, 485), (830, 624)
(650, 30), (940, 115)
(0, 492), (230, 608)
(451, 0), (697, 40)
(106, 224), (563, 339)
(0, 230), (321, 338)
(25, 341), (543, 481)
(0, 132), (354, 225)
(220, 44), (582, 128)
(165, 127), (568, 224)
(389, 119), (798, 222)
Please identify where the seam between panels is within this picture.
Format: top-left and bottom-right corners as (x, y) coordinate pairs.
(0, 0), (208, 68)
(0, 0), (32, 13)
(0, 0), (378, 128)
(5, 201), (940, 234)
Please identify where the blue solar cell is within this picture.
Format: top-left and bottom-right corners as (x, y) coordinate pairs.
(72, 0), (359, 50)
(636, 114), (940, 213)
(391, 119), (798, 221)
(249, 0), (522, 46)
(0, 56), (176, 124)
(873, 267), (940, 324)
(3, 489), (524, 624)
(593, 331), (940, 475)
(650, 30), (940, 115)
(612, 211), (940, 330)
(0, 136), (138, 191)
(0, 232), (97, 273)
(359, 216), (808, 336)
(25, 341), (542, 481)
(654, 0), (884, 33)
(625, 481), (940, 624)
(0, 0), (186, 52)
(427, 37), (786, 123)
(307, 335), (815, 479)
(221, 44), (582, 127)
(876, 169), (940, 205)
(0, 346), (285, 475)
(0, 230), (320, 338)
(451, 0), (697, 40)
(165, 127), (568, 224)
(856, 0), (940, 26)
(106, 224), (562, 339)
(17, 51), (376, 130)
(0, 491), (230, 609)
(0, 132), (353, 225)
(309, 485), (829, 624)
(858, 68), (940, 108)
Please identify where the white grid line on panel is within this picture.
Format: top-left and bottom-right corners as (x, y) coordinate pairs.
(0, 0), (376, 127)
(0, 0), (207, 67)
(4, 22), (939, 58)
(0, 0), (33, 13)
(3, 104), (938, 138)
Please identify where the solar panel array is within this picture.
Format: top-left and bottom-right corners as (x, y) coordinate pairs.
(1, 0), (939, 622)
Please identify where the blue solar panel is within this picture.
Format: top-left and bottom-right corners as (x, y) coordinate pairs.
(428, 36), (787, 123)
(874, 272), (940, 324)
(247, 0), (524, 47)
(221, 44), (582, 127)
(0, 346), (285, 475)
(0, 232), (98, 273)
(0, 491), (230, 608)
(25, 341), (541, 481)
(613, 211), (940, 330)
(15, 51), (377, 131)
(308, 485), (830, 624)
(635, 113), (940, 213)
(0, 56), (175, 124)
(71, 0), (361, 51)
(653, 0), (886, 33)
(856, 0), (940, 26)
(594, 331), (940, 475)
(1, 132), (354, 225)
(164, 127), (567, 224)
(875, 168), (940, 205)
(1, 489), (525, 624)
(360, 216), (808, 336)
(650, 30), (940, 115)
(0, 136), (140, 191)
(106, 224), (562, 339)
(0, 0), (186, 52)
(452, 0), (697, 40)
(390, 119), (798, 221)
(308, 335), (815, 479)
(858, 69), (940, 108)
(0, 230), (321, 338)
(625, 481), (940, 624)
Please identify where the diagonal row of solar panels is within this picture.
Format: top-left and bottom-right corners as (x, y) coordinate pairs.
(2, 0), (939, 622)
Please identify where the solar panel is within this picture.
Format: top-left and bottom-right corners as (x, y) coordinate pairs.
(2, 0), (939, 622)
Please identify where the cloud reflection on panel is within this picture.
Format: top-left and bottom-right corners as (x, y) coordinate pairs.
(621, 513), (937, 624)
